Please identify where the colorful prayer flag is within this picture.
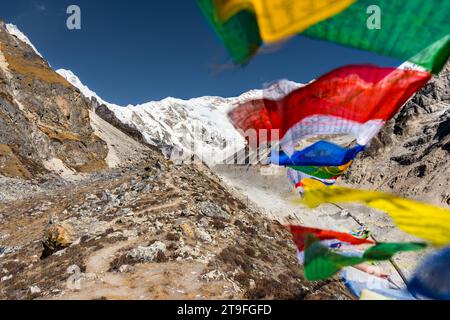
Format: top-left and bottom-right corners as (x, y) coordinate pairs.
(213, 0), (355, 43)
(197, 0), (262, 64)
(342, 268), (417, 300)
(303, 0), (450, 74)
(290, 226), (425, 281)
(287, 168), (336, 190)
(289, 161), (353, 180)
(300, 186), (450, 247)
(269, 140), (364, 167)
(303, 235), (425, 281)
(290, 225), (374, 252)
(198, 0), (450, 73)
(228, 65), (431, 153)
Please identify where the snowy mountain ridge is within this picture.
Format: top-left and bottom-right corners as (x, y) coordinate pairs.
(56, 69), (302, 165)
(5, 23), (43, 58)
(56, 62), (425, 166)
(5, 22), (301, 166)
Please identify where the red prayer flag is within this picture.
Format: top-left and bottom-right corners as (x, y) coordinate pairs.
(290, 225), (374, 252)
(228, 65), (431, 150)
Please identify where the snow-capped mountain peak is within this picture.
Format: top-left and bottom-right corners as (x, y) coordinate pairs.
(5, 23), (42, 58)
(4, 23), (302, 166)
(56, 69), (110, 105)
(57, 67), (302, 165)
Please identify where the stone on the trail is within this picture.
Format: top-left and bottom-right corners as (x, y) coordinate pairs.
(42, 221), (76, 257)
(200, 202), (230, 220)
(201, 270), (224, 282)
(42, 217), (112, 257)
(101, 190), (121, 207)
(175, 244), (200, 259)
(122, 229), (138, 239)
(0, 246), (22, 258)
(154, 220), (164, 230)
(179, 209), (195, 217)
(30, 286), (41, 294)
(176, 219), (196, 239)
(195, 228), (212, 243)
(128, 241), (167, 262)
(85, 194), (98, 201)
(116, 208), (133, 216)
(118, 265), (133, 273)
(1, 275), (13, 282)
(249, 279), (256, 290)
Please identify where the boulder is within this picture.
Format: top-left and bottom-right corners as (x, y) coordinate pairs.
(42, 221), (76, 258)
(127, 241), (167, 262)
(200, 202), (230, 220)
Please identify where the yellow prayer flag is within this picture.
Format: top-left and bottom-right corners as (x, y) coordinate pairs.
(214, 0), (356, 43)
(298, 186), (450, 247)
(300, 178), (332, 188)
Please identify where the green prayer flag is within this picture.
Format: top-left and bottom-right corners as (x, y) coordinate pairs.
(289, 165), (349, 180)
(304, 0), (450, 74)
(198, 0), (450, 73)
(304, 237), (426, 281)
(197, 0), (262, 64)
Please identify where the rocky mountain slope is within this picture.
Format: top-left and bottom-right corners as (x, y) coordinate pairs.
(343, 62), (450, 207)
(0, 21), (108, 179)
(0, 22), (351, 300)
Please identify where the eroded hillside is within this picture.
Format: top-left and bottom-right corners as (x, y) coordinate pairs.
(0, 21), (108, 179)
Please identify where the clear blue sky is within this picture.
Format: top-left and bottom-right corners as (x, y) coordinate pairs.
(1, 0), (400, 105)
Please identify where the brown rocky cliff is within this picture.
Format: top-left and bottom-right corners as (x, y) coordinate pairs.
(0, 20), (108, 178)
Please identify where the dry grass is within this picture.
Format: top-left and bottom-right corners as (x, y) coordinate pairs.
(0, 144), (31, 179)
(5, 53), (70, 87)
(4, 51), (71, 87)
(75, 159), (108, 173)
(37, 124), (82, 142)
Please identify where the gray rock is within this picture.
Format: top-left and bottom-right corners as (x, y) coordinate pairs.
(30, 286), (41, 294)
(201, 270), (225, 282)
(196, 228), (212, 243)
(175, 244), (200, 259)
(1, 275), (13, 282)
(128, 241), (167, 262)
(200, 202), (230, 220)
(118, 265), (134, 273)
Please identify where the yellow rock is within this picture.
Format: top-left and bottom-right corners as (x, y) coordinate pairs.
(42, 222), (75, 257)
(179, 222), (196, 240)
